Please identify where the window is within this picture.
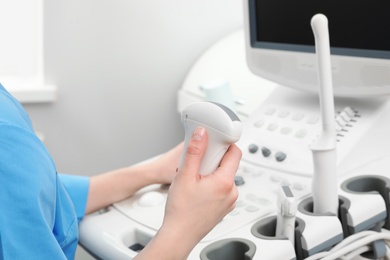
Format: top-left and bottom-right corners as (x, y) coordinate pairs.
(0, 0), (56, 103)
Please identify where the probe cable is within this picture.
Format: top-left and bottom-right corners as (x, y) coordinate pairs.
(304, 231), (390, 260)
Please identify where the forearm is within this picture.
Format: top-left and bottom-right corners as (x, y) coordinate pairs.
(85, 163), (156, 214)
(84, 143), (183, 214)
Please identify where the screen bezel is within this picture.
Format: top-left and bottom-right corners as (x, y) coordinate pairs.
(248, 0), (390, 60)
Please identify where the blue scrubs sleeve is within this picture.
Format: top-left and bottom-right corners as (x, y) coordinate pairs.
(0, 83), (88, 259)
(59, 174), (90, 223)
(0, 125), (69, 259)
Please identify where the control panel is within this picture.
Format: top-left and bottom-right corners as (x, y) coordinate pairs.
(238, 87), (390, 177)
(79, 86), (390, 259)
(113, 159), (312, 242)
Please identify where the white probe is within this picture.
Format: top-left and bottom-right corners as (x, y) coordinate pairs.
(179, 101), (242, 175)
(310, 14), (339, 215)
(276, 185), (297, 245)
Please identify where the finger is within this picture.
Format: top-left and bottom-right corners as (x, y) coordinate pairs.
(180, 127), (208, 178)
(217, 144), (242, 178)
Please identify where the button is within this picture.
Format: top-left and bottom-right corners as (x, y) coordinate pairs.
(275, 151), (287, 162)
(265, 107), (276, 115)
(234, 176), (245, 186)
(229, 209), (240, 216)
(267, 123), (278, 131)
(248, 144), (259, 154)
(344, 107), (356, 117)
(292, 113), (304, 121)
(241, 166), (252, 173)
(339, 111), (351, 122)
(236, 200), (246, 208)
(256, 198), (271, 206)
(306, 116), (319, 124)
(280, 127), (292, 135)
(245, 205), (260, 212)
(336, 117), (347, 127)
(295, 129), (307, 139)
(251, 170), (263, 177)
(270, 175), (281, 183)
(292, 182), (305, 191)
(278, 110), (289, 118)
(254, 119), (265, 128)
(138, 191), (165, 207)
(246, 194), (271, 206)
(261, 147), (272, 157)
(246, 193), (258, 201)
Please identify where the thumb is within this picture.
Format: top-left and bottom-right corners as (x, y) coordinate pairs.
(180, 127), (207, 177)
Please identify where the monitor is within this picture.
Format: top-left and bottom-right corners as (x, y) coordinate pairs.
(243, 0), (390, 97)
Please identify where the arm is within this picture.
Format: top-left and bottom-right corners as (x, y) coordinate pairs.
(135, 127), (242, 259)
(0, 125), (71, 259)
(85, 142), (184, 214)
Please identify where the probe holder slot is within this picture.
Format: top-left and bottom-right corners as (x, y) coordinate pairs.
(339, 175), (390, 236)
(295, 197), (344, 260)
(199, 238), (256, 260)
(123, 228), (152, 254)
(250, 216), (297, 260)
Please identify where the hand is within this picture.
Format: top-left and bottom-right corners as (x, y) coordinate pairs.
(164, 127), (241, 239)
(135, 127), (242, 259)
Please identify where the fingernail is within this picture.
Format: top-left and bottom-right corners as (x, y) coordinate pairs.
(192, 127), (205, 141)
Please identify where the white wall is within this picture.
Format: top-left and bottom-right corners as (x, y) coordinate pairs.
(24, 0), (243, 175)
(0, 0), (42, 80)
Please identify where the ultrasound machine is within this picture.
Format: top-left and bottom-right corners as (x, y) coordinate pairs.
(79, 1), (390, 259)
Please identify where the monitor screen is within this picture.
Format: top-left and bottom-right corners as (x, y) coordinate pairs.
(243, 0), (390, 96)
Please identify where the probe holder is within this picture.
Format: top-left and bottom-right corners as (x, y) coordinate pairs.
(295, 197), (344, 259)
(339, 175), (390, 233)
(199, 238), (256, 260)
(250, 216), (297, 260)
